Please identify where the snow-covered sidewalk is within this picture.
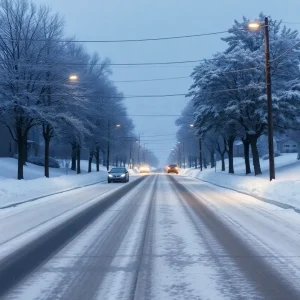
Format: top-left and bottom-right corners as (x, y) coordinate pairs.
(0, 158), (110, 208)
(180, 154), (300, 210)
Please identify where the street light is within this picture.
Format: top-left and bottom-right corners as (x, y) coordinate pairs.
(106, 121), (121, 171)
(248, 17), (275, 181)
(248, 21), (261, 30)
(136, 135), (141, 166)
(69, 74), (78, 81)
(189, 124), (194, 128)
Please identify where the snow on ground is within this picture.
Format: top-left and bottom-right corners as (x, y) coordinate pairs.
(0, 158), (109, 208)
(180, 153), (300, 210)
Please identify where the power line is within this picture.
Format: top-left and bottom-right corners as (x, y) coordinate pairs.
(110, 59), (204, 66)
(0, 66), (263, 86)
(23, 85), (264, 99)
(271, 41), (300, 63)
(2, 30), (228, 44)
(282, 22), (300, 25)
(115, 76), (190, 83)
(115, 66), (263, 83)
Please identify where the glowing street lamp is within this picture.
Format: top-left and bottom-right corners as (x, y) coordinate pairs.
(248, 21), (261, 31)
(69, 74), (78, 81)
(189, 124), (194, 128)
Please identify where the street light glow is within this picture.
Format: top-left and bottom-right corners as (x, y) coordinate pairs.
(69, 74), (78, 81)
(248, 22), (261, 30)
(189, 124), (194, 128)
(116, 124), (121, 128)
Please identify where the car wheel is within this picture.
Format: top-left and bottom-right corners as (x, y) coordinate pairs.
(108, 180), (111, 183)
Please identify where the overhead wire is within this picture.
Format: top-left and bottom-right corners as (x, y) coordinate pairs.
(0, 30), (229, 44)
(38, 84), (264, 99)
(270, 41), (300, 64)
(0, 66), (263, 85)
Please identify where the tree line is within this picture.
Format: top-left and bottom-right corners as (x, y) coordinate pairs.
(174, 14), (300, 174)
(0, 0), (158, 179)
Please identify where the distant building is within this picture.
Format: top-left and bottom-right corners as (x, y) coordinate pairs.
(276, 138), (300, 153)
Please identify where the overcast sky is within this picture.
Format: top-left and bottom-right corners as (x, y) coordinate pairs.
(35, 0), (300, 164)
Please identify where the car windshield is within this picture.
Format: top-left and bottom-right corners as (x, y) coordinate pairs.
(110, 168), (126, 173)
(169, 165), (178, 168)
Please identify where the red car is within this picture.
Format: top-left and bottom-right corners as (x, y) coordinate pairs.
(167, 164), (179, 174)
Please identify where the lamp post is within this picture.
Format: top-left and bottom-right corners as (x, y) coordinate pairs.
(248, 17), (275, 181)
(137, 135), (141, 166)
(106, 121), (121, 171)
(142, 143), (148, 164)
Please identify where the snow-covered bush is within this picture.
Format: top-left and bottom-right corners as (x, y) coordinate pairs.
(28, 156), (60, 168)
(262, 151), (282, 160)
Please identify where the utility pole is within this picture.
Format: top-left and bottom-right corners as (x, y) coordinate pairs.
(264, 17), (275, 181)
(137, 135), (141, 166)
(248, 18), (275, 181)
(143, 143), (147, 164)
(129, 141), (132, 169)
(181, 142), (186, 169)
(106, 119), (110, 171)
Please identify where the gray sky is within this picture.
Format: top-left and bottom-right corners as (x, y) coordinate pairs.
(36, 0), (300, 164)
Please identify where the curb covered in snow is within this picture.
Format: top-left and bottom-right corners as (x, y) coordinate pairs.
(0, 180), (105, 210)
(185, 176), (300, 215)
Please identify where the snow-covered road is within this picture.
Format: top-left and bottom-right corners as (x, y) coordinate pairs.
(0, 174), (142, 260)
(1, 174), (300, 299)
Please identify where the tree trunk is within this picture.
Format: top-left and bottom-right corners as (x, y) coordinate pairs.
(203, 156), (207, 169)
(44, 137), (50, 178)
(77, 145), (81, 174)
(242, 139), (251, 175)
(194, 157), (197, 169)
(23, 136), (28, 165)
(199, 138), (203, 171)
(71, 143), (77, 171)
(88, 150), (93, 173)
(210, 151), (215, 168)
(221, 153), (225, 171)
(43, 124), (52, 178)
(95, 148), (100, 172)
(248, 135), (262, 175)
(106, 141), (110, 171)
(227, 137), (235, 174)
(17, 128), (24, 180)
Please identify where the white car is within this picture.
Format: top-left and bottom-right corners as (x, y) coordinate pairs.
(108, 167), (129, 183)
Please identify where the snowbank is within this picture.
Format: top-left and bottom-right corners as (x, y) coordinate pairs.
(180, 154), (300, 210)
(0, 158), (108, 208)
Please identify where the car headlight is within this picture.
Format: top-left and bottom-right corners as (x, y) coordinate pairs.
(121, 174), (126, 178)
(108, 174), (113, 177)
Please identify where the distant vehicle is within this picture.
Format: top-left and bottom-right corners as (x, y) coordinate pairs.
(108, 167), (129, 183)
(139, 165), (151, 173)
(167, 164), (179, 174)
